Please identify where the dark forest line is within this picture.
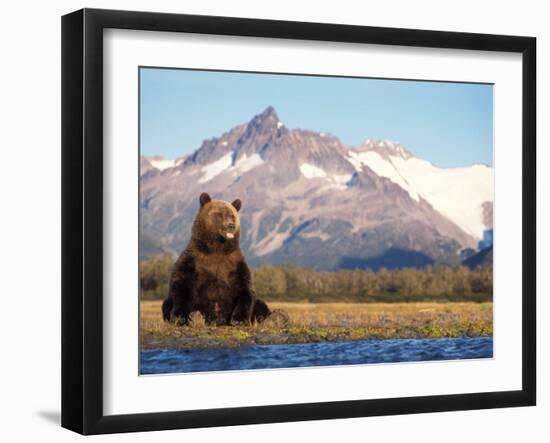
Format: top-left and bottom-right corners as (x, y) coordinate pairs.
(140, 254), (492, 303)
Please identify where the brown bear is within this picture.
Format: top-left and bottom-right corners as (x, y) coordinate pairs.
(162, 192), (272, 325)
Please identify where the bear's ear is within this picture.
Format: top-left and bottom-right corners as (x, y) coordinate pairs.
(231, 199), (242, 212)
(199, 192), (211, 208)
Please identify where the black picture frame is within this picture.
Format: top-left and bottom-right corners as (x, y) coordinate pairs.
(61, 8), (536, 435)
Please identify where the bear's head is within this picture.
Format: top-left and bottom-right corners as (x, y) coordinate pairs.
(191, 192), (242, 252)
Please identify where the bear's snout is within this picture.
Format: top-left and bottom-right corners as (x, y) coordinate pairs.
(222, 221), (237, 239)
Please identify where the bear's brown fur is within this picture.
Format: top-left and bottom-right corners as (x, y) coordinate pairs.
(162, 192), (271, 325)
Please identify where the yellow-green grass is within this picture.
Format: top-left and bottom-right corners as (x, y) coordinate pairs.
(140, 301), (493, 349)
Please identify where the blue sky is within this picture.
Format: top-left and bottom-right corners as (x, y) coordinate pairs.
(140, 67), (493, 168)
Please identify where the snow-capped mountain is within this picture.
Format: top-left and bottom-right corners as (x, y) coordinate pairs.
(141, 155), (186, 175)
(348, 139), (493, 239)
(140, 106), (493, 270)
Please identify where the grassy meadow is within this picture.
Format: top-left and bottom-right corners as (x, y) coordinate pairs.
(140, 300), (493, 349)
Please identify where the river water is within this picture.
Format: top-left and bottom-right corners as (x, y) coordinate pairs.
(140, 336), (493, 374)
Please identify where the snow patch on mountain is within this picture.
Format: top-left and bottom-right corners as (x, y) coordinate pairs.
(347, 151), (420, 201)
(300, 164), (353, 190)
(198, 152), (264, 183)
(300, 163), (327, 179)
(150, 159), (176, 171)
(347, 148), (493, 238)
(254, 231), (291, 256)
(331, 173), (354, 190)
(198, 152), (233, 183)
(389, 156), (493, 239)
(233, 153), (264, 174)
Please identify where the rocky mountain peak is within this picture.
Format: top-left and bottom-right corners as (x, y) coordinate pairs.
(230, 106), (286, 161)
(242, 106), (284, 139)
(358, 139), (413, 160)
(251, 106), (281, 129)
(178, 107), (284, 168)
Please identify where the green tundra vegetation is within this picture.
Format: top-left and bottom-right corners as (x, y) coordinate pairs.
(139, 254), (492, 303)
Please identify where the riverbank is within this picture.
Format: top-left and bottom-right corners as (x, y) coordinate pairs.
(140, 301), (493, 349)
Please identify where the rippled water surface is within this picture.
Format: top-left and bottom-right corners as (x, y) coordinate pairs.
(140, 336), (492, 374)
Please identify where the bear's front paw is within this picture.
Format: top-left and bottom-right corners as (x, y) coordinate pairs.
(230, 306), (252, 326)
(230, 318), (250, 326)
(170, 313), (190, 326)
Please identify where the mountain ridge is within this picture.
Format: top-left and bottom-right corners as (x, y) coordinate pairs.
(140, 106), (493, 270)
